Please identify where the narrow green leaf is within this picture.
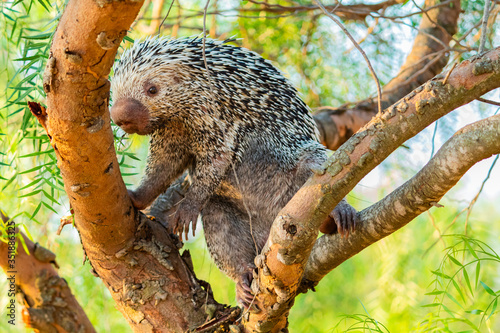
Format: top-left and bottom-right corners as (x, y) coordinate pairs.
(486, 298), (498, 321)
(421, 303), (441, 308)
(425, 291), (445, 296)
(17, 232), (30, 255)
(42, 190), (59, 205)
(464, 240), (478, 259)
(441, 303), (455, 317)
(2, 12), (15, 21)
(448, 255), (463, 267)
(479, 281), (496, 296)
(431, 270), (451, 279)
(31, 202), (42, 219)
(41, 201), (58, 214)
(19, 177), (42, 190)
(452, 279), (466, 304)
(463, 268), (473, 296)
(2, 173), (17, 191)
(22, 32), (52, 40)
(19, 149), (53, 158)
(19, 163), (48, 174)
(445, 292), (463, 309)
(19, 190), (41, 198)
(36, 0), (52, 12)
(475, 261), (481, 288)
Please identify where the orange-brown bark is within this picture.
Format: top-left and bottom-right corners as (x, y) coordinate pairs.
(0, 211), (95, 332)
(314, 0), (461, 150)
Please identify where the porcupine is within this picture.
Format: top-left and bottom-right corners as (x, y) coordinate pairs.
(110, 37), (357, 307)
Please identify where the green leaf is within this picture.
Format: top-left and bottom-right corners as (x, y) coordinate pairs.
(448, 254), (463, 267)
(31, 202), (42, 219)
(445, 292), (463, 309)
(19, 163), (49, 174)
(123, 35), (134, 43)
(2, 173), (18, 191)
(421, 303), (441, 308)
(486, 298), (497, 321)
(19, 177), (43, 190)
(22, 32), (52, 40)
(463, 268), (473, 296)
(19, 149), (53, 158)
(41, 201), (58, 214)
(475, 261), (481, 288)
(479, 281), (496, 296)
(17, 232), (30, 255)
(19, 190), (41, 198)
(431, 270), (451, 279)
(464, 239), (478, 259)
(452, 279), (466, 304)
(42, 190), (59, 205)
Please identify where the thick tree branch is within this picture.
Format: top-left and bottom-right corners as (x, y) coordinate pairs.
(38, 0), (236, 331)
(314, 0), (460, 150)
(302, 113), (500, 289)
(245, 48), (500, 331)
(0, 211), (95, 332)
(242, 0), (406, 21)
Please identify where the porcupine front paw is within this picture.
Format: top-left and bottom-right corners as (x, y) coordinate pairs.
(171, 199), (201, 241)
(128, 189), (151, 210)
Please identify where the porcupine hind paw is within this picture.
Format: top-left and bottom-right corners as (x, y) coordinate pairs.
(320, 199), (358, 237)
(236, 265), (258, 309)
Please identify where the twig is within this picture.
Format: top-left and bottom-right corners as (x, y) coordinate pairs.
(314, 0), (382, 115)
(478, 0), (492, 53)
(158, 0), (175, 35)
(476, 97), (500, 107)
(344, 16), (380, 54)
(464, 154), (499, 233)
(410, 0), (459, 47)
(442, 62), (457, 85)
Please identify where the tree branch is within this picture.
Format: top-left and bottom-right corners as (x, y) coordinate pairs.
(245, 47), (500, 331)
(242, 0), (406, 21)
(314, 0), (461, 150)
(0, 211), (96, 332)
(302, 113), (500, 289)
(37, 0), (236, 331)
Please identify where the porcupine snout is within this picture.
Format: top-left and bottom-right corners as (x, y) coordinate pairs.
(110, 98), (150, 135)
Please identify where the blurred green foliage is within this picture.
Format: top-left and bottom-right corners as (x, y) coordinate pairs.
(1, 0), (499, 332)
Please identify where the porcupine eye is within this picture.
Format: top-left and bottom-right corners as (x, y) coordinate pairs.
(147, 86), (158, 96)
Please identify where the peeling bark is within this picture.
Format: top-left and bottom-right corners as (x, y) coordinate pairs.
(302, 113), (500, 288)
(314, 0), (461, 150)
(245, 48), (500, 331)
(0, 211), (95, 333)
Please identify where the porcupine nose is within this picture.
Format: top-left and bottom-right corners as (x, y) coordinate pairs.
(110, 98), (150, 135)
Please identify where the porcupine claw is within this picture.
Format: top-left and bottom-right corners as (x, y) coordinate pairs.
(171, 200), (201, 241)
